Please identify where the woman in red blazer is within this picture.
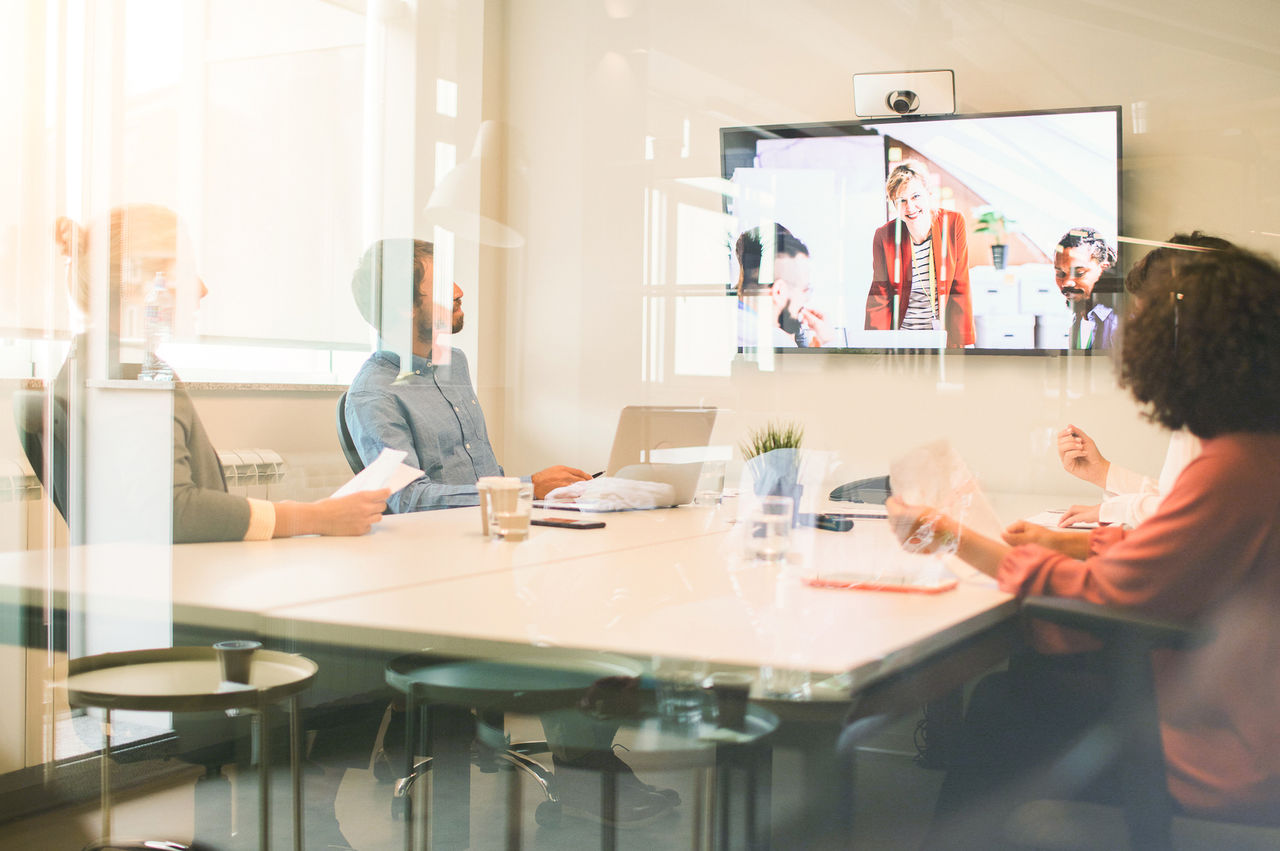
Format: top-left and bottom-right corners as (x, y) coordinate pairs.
(864, 162), (975, 347)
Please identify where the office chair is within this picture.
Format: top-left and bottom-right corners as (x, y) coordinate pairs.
(336, 390), (365, 475)
(828, 475), (891, 504)
(13, 388), (68, 517)
(1002, 598), (1280, 850)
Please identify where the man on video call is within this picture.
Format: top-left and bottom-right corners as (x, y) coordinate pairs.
(734, 223), (845, 348)
(1054, 226), (1119, 351)
(345, 238), (589, 512)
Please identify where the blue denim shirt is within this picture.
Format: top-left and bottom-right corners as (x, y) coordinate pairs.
(345, 349), (503, 512)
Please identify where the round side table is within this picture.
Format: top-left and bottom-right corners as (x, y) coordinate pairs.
(65, 646), (317, 851)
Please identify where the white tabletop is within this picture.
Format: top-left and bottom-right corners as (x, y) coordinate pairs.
(265, 513), (1016, 686)
(2, 496), (1060, 687)
(0, 503), (727, 618)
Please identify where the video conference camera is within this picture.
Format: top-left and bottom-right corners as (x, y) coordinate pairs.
(853, 70), (956, 119)
(886, 90), (920, 115)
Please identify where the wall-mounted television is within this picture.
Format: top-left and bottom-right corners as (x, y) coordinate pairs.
(720, 106), (1122, 354)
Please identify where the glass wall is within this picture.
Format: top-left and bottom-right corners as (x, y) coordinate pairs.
(2, 0), (1278, 845)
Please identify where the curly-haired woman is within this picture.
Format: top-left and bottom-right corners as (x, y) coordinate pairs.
(889, 242), (1280, 835)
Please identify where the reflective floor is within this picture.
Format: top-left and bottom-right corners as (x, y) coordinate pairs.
(0, 714), (942, 850)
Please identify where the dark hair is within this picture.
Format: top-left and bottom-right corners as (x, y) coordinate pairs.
(1121, 246), (1280, 438)
(1056, 226), (1117, 269)
(1124, 231), (1235, 297)
(351, 238), (434, 332)
(734, 224), (808, 294)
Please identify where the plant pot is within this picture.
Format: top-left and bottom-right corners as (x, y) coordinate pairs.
(746, 449), (805, 524)
(990, 244), (1007, 270)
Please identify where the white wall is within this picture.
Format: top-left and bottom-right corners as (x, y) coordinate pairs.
(494, 0), (1280, 510)
(187, 388), (351, 500)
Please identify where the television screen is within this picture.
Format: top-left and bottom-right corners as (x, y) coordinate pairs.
(720, 106), (1122, 354)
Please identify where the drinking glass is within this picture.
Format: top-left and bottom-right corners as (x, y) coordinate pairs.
(693, 461), (726, 506)
(746, 495), (793, 563)
(494, 480), (533, 541)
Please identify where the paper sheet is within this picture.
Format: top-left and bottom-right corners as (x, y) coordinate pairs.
(1025, 509), (1099, 530)
(331, 447), (424, 498)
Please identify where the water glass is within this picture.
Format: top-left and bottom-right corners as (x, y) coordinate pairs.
(494, 481), (534, 541)
(693, 460), (727, 506)
(761, 665), (811, 701)
(746, 495), (793, 563)
(653, 657), (709, 725)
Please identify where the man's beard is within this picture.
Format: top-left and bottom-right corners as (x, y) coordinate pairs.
(777, 302), (802, 336)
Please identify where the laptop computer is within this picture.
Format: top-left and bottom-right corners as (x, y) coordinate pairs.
(540, 405), (719, 509)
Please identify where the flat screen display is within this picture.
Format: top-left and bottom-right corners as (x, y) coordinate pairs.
(720, 106), (1122, 354)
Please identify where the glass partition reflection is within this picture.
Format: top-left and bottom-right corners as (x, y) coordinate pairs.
(1, 0), (1278, 847)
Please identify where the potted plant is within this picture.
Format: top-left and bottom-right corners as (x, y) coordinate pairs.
(739, 421), (805, 514)
(973, 207), (1015, 270)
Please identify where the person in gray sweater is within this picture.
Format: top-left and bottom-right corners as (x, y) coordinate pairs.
(54, 204), (387, 543)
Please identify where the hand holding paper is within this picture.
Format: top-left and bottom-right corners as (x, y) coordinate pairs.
(331, 447), (424, 499)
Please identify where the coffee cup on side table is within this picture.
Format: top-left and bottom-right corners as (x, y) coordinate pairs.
(214, 639), (262, 685)
(704, 671), (753, 730)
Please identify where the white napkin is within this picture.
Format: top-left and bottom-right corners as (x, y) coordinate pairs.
(544, 476), (677, 510)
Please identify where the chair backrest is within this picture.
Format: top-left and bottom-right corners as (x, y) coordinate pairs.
(336, 391), (365, 475)
(12, 390), (45, 484)
(1020, 596), (1204, 850)
(829, 475), (891, 504)
(12, 389), (67, 518)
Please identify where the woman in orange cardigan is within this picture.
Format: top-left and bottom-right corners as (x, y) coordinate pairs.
(889, 244), (1280, 832)
(863, 162), (975, 347)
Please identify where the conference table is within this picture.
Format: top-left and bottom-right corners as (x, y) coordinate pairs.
(1, 493), (1048, 846)
(2, 499), (1021, 687)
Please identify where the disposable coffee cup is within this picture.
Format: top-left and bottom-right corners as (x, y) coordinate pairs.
(485, 478), (521, 539)
(214, 639), (262, 685)
(704, 671), (753, 730)
(476, 476), (506, 536)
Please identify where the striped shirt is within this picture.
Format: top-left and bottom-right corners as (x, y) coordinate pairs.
(901, 235), (936, 330)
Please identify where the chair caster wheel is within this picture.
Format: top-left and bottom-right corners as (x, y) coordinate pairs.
(534, 800), (562, 827)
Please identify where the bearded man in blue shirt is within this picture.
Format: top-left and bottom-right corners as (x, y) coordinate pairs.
(344, 238), (679, 827)
(346, 238), (590, 511)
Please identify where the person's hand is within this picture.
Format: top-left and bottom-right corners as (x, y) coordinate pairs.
(1003, 519), (1090, 559)
(1002, 519), (1056, 548)
(531, 465), (592, 499)
(798, 306), (836, 347)
(313, 489), (389, 536)
(1058, 503), (1101, 526)
(885, 496), (958, 554)
(1056, 424), (1110, 488)
(275, 488), (389, 537)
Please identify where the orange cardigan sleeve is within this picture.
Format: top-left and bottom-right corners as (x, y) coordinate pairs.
(997, 439), (1273, 621)
(865, 221), (896, 330)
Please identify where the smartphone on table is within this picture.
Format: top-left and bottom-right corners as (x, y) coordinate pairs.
(531, 517), (606, 530)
